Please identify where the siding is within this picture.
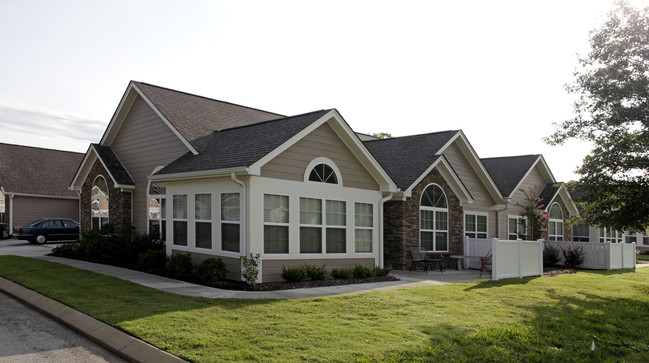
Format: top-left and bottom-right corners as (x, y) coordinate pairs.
(499, 165), (548, 238)
(441, 141), (498, 207)
(261, 123), (379, 190)
(262, 258), (375, 282)
(12, 196), (78, 228)
(172, 249), (241, 281)
(111, 95), (190, 232)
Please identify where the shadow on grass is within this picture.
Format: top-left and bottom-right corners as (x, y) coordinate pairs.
(463, 275), (541, 291)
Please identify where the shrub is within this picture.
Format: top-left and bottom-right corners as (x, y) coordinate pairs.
(138, 249), (168, 274)
(331, 267), (353, 279)
(240, 253), (261, 286)
(563, 244), (585, 267)
(374, 264), (393, 277)
(352, 264), (376, 279)
(281, 265), (307, 282)
(79, 229), (111, 258)
(304, 264), (327, 281)
(543, 243), (561, 267)
(193, 257), (227, 284)
(99, 223), (116, 235)
(165, 253), (193, 280)
(51, 243), (82, 258)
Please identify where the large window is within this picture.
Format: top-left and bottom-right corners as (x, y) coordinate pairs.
(420, 184), (448, 252)
(221, 193), (240, 252)
(172, 194), (188, 246)
(599, 227), (623, 243)
(548, 203), (564, 241)
(300, 197), (322, 253)
(91, 176), (109, 230)
(508, 216), (527, 240)
(195, 194), (212, 249)
(298, 198), (347, 254)
(326, 200), (346, 253)
(355, 202), (373, 253)
(148, 181), (166, 240)
(465, 213), (487, 239)
(264, 194), (289, 253)
(572, 224), (590, 242)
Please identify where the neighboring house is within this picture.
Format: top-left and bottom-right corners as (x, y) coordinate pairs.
(0, 143), (83, 235)
(70, 81), (397, 282)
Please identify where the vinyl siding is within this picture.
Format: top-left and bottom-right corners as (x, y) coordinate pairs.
(261, 123), (380, 190)
(111, 95), (190, 232)
(12, 196), (79, 228)
(262, 258), (375, 282)
(499, 165), (548, 238)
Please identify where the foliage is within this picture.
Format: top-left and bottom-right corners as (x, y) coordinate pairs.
(330, 267), (353, 279)
(193, 257), (227, 284)
(542, 243), (561, 267)
(371, 132), (392, 139)
(280, 265), (307, 283)
(240, 253), (261, 286)
(303, 264), (327, 281)
(352, 264), (376, 279)
(546, 1), (649, 231)
(78, 226), (164, 266)
(562, 243), (586, 267)
(137, 249), (168, 274)
(79, 229), (111, 258)
(374, 264), (393, 277)
(514, 185), (549, 240)
(51, 243), (82, 258)
(165, 253), (193, 280)
(99, 223), (115, 235)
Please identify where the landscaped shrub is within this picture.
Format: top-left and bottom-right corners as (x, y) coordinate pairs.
(165, 253), (193, 280)
(304, 264), (327, 281)
(563, 244), (585, 267)
(331, 267), (353, 279)
(51, 243), (82, 258)
(137, 249), (168, 274)
(79, 229), (112, 258)
(240, 253), (261, 286)
(193, 257), (227, 284)
(352, 264), (376, 279)
(108, 227), (165, 266)
(281, 265), (307, 282)
(543, 243), (561, 267)
(374, 264), (393, 277)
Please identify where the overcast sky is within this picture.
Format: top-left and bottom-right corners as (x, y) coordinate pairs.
(0, 1), (625, 182)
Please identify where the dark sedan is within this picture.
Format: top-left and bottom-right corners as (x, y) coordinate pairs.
(15, 218), (80, 244)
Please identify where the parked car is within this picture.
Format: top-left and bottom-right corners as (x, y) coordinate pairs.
(15, 218), (80, 244)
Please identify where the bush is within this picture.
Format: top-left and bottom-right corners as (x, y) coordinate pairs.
(304, 264), (327, 281)
(193, 257), (227, 284)
(165, 253), (193, 280)
(374, 264), (393, 277)
(51, 243), (82, 258)
(331, 267), (353, 279)
(352, 264), (376, 279)
(563, 244), (585, 267)
(138, 249), (168, 274)
(79, 229), (111, 258)
(543, 243), (561, 267)
(281, 265), (307, 282)
(240, 253), (261, 286)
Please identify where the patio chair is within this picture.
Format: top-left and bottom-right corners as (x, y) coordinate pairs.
(409, 246), (430, 273)
(480, 248), (492, 278)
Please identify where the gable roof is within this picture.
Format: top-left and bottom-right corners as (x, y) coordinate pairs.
(91, 144), (135, 186)
(0, 143), (83, 198)
(481, 155), (542, 197)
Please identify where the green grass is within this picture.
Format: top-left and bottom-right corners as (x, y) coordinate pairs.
(1, 256), (648, 362)
(638, 254), (649, 261)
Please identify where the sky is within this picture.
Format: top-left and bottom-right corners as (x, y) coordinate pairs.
(0, 0), (627, 182)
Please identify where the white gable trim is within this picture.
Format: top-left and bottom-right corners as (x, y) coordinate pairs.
(543, 185), (579, 216)
(404, 156), (474, 204)
(69, 146), (135, 191)
(508, 155), (556, 198)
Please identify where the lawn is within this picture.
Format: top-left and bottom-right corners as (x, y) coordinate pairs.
(638, 253), (649, 261)
(1, 256), (648, 362)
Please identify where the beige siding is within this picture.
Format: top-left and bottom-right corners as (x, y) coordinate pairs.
(442, 141), (498, 207)
(172, 249), (241, 281)
(262, 258), (375, 282)
(13, 196), (78, 228)
(111, 95), (190, 232)
(261, 123), (380, 190)
(499, 165), (549, 238)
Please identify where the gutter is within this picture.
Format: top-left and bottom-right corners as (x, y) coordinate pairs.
(495, 197), (511, 240)
(378, 193), (393, 268)
(230, 172), (247, 257)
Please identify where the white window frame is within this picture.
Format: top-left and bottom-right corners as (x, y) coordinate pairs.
(419, 184), (449, 252)
(147, 180), (166, 239)
(508, 215), (527, 240)
(548, 203), (564, 241)
(221, 192), (241, 253)
(303, 157), (343, 186)
(599, 227), (623, 243)
(263, 193), (290, 254)
(172, 194), (188, 246)
(354, 202), (373, 253)
(91, 175), (109, 230)
(464, 212), (488, 239)
(571, 224), (590, 242)
(298, 197), (347, 254)
(194, 193), (212, 250)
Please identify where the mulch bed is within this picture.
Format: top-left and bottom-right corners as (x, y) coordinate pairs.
(208, 275), (400, 291)
(543, 266), (579, 277)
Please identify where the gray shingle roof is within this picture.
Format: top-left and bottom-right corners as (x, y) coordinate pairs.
(133, 82), (284, 151)
(0, 143), (83, 198)
(91, 144), (135, 186)
(481, 155), (540, 197)
(539, 183), (560, 208)
(156, 110), (331, 175)
(363, 131), (459, 190)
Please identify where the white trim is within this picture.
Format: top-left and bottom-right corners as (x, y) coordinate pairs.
(7, 192), (79, 200)
(507, 214), (527, 240)
(69, 144), (96, 191)
(150, 167), (250, 181)
(508, 155), (556, 199)
(464, 211), (489, 239)
(419, 183), (450, 253)
(404, 157), (473, 204)
(548, 202), (564, 241)
(303, 157), (343, 186)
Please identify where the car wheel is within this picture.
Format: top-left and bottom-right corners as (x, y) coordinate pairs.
(35, 234), (47, 244)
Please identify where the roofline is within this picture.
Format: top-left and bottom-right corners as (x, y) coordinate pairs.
(507, 155), (556, 198)
(0, 142), (84, 156)
(404, 156), (474, 204)
(69, 144), (95, 191)
(150, 167), (250, 181)
(69, 145), (135, 191)
(5, 192), (79, 200)
(543, 184), (579, 216)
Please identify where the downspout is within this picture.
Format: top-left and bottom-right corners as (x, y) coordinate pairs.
(9, 194), (14, 236)
(495, 197), (511, 240)
(230, 172), (247, 256)
(378, 192), (393, 268)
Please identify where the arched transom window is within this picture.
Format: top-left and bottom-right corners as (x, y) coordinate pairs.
(91, 176), (109, 230)
(304, 157), (342, 185)
(548, 203), (563, 241)
(420, 184), (448, 252)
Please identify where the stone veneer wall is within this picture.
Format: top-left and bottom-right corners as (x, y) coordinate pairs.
(383, 169), (464, 270)
(79, 160), (132, 231)
(543, 198), (572, 241)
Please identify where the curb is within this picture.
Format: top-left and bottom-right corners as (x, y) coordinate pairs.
(0, 277), (185, 363)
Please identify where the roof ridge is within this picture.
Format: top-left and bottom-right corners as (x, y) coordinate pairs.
(481, 154), (541, 161)
(211, 109), (331, 134)
(0, 142), (84, 155)
(133, 81), (285, 118)
(362, 129), (460, 143)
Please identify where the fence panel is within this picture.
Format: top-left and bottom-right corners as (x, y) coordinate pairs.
(545, 241), (636, 270)
(492, 239), (543, 281)
(464, 237), (492, 269)
(622, 243), (637, 268)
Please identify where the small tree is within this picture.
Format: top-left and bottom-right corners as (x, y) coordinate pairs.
(515, 186), (549, 240)
(240, 253), (261, 286)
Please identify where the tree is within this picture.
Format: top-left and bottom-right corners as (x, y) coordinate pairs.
(371, 132), (392, 139)
(546, 1), (649, 232)
(515, 186), (549, 240)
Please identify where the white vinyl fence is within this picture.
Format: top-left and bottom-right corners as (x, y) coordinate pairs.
(546, 241), (636, 270)
(463, 237), (543, 280)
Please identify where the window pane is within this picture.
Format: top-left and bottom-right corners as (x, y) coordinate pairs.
(173, 195), (187, 219)
(309, 163), (338, 184)
(264, 194), (289, 223)
(161, 198), (166, 219)
(436, 232), (448, 251)
(326, 200), (346, 226)
(477, 215), (487, 233)
(195, 194), (211, 220)
(465, 214), (475, 232)
(173, 221), (187, 246)
(148, 198), (161, 219)
(300, 227), (322, 253)
(420, 210), (435, 230)
(435, 211), (448, 231)
(508, 218), (517, 234)
(421, 231), (434, 251)
(92, 176), (108, 196)
(221, 193), (240, 221)
(300, 198), (322, 225)
(549, 204), (562, 219)
(326, 228), (346, 253)
(195, 222), (212, 249)
(149, 182), (166, 195)
(355, 229), (372, 253)
(355, 203), (373, 227)
(421, 185), (447, 208)
(222, 223), (240, 252)
(264, 225), (288, 253)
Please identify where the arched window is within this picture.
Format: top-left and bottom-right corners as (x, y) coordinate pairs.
(548, 203), (563, 241)
(304, 157), (342, 185)
(91, 176), (109, 230)
(148, 181), (166, 240)
(420, 184), (448, 252)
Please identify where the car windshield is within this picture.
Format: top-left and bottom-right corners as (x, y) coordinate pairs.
(28, 219), (45, 227)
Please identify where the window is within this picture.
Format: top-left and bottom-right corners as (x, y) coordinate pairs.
(508, 216), (527, 240)
(221, 193), (240, 252)
(91, 176), (109, 230)
(264, 194), (289, 253)
(548, 203), (564, 241)
(308, 163), (338, 184)
(420, 184), (448, 252)
(148, 181), (166, 240)
(355, 203), (373, 253)
(326, 200), (346, 253)
(599, 227), (623, 243)
(195, 194), (212, 249)
(0, 190), (5, 225)
(300, 197), (322, 253)
(172, 194), (187, 246)
(465, 213), (487, 239)
(572, 224), (590, 242)
(298, 198), (347, 254)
